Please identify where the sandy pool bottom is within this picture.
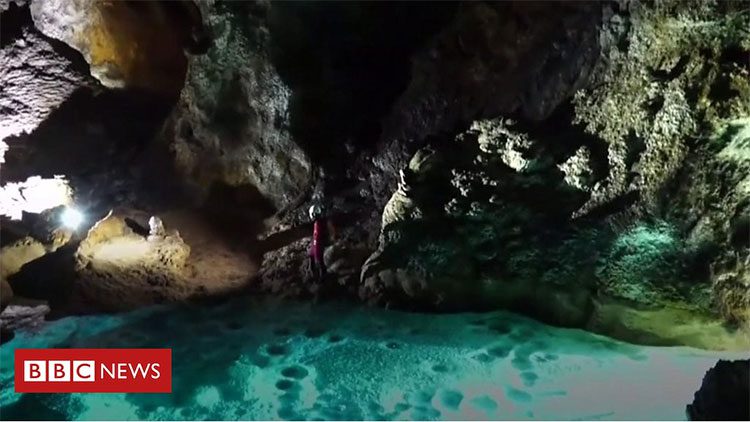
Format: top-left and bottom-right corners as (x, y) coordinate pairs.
(0, 298), (745, 420)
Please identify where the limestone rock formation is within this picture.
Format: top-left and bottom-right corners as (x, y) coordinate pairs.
(0, 1), (261, 314)
(362, 114), (749, 349)
(162, 0), (312, 211)
(1, 0), (748, 353)
(0, 4), (94, 147)
(28, 0), (199, 96)
(0, 236), (46, 280)
(383, 2), (601, 142)
(363, 1), (601, 211)
(72, 211), (192, 310)
(687, 359), (750, 420)
(674, 120), (750, 326)
(573, 0), (750, 220)
(1, 1), (180, 221)
(361, 119), (596, 317)
(354, 0), (750, 349)
(573, 0), (750, 334)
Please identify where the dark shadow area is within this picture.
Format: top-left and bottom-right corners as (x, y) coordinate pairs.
(7, 243), (79, 308)
(0, 2), (31, 47)
(200, 181), (277, 246)
(268, 1), (459, 174)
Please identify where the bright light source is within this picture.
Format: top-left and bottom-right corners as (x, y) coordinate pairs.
(61, 207), (84, 230)
(0, 175), (73, 220)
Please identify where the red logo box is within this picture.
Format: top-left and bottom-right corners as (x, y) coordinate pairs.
(14, 348), (171, 393)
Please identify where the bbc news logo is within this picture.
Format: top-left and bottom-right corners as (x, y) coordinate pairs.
(15, 349), (171, 393)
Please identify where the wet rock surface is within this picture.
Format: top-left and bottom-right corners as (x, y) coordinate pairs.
(0, 302), (49, 334)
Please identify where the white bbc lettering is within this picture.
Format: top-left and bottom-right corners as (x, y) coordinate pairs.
(24, 360), (47, 382)
(72, 360), (96, 382)
(48, 360), (71, 382)
(100, 363), (116, 379)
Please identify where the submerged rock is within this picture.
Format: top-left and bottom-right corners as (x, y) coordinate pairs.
(1, 297), (745, 420)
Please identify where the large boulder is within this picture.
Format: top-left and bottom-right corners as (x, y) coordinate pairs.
(687, 359), (750, 421)
(71, 211), (192, 311)
(162, 0), (312, 212)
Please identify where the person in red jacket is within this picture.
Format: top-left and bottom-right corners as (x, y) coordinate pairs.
(308, 204), (335, 282)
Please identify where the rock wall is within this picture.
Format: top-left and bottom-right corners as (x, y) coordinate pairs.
(573, 0), (750, 220)
(358, 0), (750, 349)
(28, 0), (199, 96)
(0, 3), (95, 150)
(362, 1), (602, 212)
(0, 1), (222, 323)
(162, 0), (312, 212)
(360, 119), (605, 321)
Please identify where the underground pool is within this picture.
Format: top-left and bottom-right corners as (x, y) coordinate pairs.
(1, 298), (744, 421)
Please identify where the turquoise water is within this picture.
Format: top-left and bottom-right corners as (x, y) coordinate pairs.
(0, 298), (743, 420)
